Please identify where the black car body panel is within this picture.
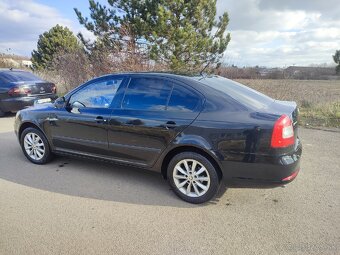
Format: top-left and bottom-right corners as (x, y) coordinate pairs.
(0, 69), (57, 113)
(14, 73), (302, 186)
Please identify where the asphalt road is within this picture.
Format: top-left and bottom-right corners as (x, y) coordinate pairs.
(0, 115), (339, 255)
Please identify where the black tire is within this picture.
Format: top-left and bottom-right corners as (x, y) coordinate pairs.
(20, 127), (53, 164)
(167, 152), (220, 204)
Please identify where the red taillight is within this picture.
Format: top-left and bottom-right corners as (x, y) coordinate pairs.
(271, 114), (295, 148)
(8, 87), (21, 96)
(8, 87), (31, 96)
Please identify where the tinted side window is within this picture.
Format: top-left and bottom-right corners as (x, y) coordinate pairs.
(167, 85), (201, 112)
(122, 78), (172, 110)
(69, 78), (123, 108)
(197, 76), (274, 110)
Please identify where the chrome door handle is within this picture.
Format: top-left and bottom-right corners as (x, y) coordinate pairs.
(95, 116), (107, 124)
(162, 121), (177, 129)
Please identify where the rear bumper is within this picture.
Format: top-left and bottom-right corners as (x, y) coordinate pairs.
(0, 94), (57, 112)
(221, 138), (302, 187)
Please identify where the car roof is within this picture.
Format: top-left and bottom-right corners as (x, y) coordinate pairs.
(94, 71), (204, 89)
(0, 69), (43, 83)
(98, 71), (199, 79)
(0, 68), (29, 72)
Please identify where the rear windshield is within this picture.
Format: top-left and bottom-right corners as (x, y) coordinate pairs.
(195, 76), (274, 109)
(0, 71), (42, 83)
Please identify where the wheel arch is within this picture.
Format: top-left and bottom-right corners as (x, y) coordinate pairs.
(160, 145), (223, 180)
(19, 122), (47, 141)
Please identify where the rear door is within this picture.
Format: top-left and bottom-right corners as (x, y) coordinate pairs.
(107, 76), (203, 167)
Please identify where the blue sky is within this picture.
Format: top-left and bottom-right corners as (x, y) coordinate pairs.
(35, 0), (99, 21)
(0, 0), (339, 67)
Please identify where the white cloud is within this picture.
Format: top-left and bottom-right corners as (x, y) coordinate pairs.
(0, 0), (75, 56)
(217, 0), (340, 67)
(0, 0), (339, 67)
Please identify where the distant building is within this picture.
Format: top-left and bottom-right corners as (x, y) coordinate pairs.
(257, 67), (284, 78)
(21, 60), (32, 68)
(285, 66), (337, 80)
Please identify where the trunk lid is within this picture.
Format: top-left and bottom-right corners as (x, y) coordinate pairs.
(270, 100), (298, 126)
(19, 82), (55, 96)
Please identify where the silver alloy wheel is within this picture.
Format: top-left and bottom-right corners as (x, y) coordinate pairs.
(23, 132), (45, 161)
(173, 159), (211, 198)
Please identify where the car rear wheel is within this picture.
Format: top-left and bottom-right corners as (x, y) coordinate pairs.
(20, 127), (53, 164)
(167, 152), (220, 204)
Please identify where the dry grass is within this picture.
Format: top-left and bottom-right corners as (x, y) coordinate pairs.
(236, 79), (340, 128)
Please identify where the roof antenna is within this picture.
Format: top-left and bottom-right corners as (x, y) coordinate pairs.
(200, 61), (211, 76)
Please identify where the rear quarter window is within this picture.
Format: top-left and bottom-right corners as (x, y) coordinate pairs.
(197, 76), (274, 110)
(167, 85), (201, 112)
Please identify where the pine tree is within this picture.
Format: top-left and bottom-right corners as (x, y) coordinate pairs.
(75, 0), (231, 72)
(74, 0), (153, 51)
(31, 25), (80, 70)
(149, 0), (231, 72)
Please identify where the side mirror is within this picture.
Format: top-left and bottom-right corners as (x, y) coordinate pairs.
(54, 96), (66, 109)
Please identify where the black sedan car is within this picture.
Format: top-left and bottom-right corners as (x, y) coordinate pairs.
(14, 73), (302, 203)
(0, 69), (57, 116)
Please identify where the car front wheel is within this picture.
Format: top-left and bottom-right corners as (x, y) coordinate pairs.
(20, 127), (53, 164)
(167, 152), (220, 204)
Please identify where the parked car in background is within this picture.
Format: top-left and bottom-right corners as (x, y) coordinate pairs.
(14, 73), (302, 204)
(0, 69), (57, 116)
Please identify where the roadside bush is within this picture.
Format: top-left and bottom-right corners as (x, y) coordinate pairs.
(34, 49), (92, 94)
(0, 57), (8, 68)
(52, 49), (92, 92)
(300, 102), (340, 128)
(300, 100), (313, 109)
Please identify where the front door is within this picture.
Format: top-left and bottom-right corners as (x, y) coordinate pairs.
(49, 76), (126, 156)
